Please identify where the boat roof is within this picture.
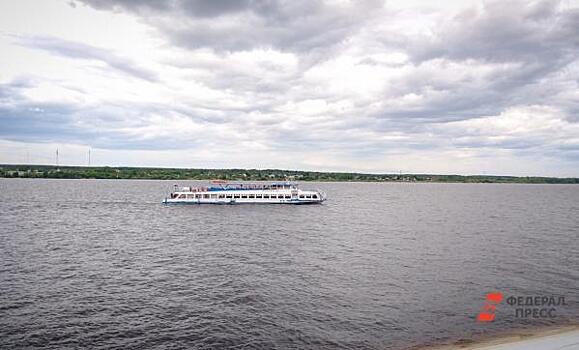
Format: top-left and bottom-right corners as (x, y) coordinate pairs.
(207, 182), (296, 191)
(173, 181), (298, 193)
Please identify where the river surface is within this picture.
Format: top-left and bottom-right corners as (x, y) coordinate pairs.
(0, 179), (577, 349)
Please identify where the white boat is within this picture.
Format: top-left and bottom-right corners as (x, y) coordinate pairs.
(163, 181), (326, 205)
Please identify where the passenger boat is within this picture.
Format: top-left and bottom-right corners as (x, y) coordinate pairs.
(163, 181), (326, 204)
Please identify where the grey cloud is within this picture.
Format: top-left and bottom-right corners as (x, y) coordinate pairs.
(0, 78), (255, 150)
(78, 0), (315, 18)
(75, 0), (171, 13)
(0, 101), (86, 144)
(77, 0), (383, 52)
(181, 0), (253, 18)
(0, 79), (144, 148)
(0, 101), (188, 150)
(83, 0), (275, 18)
(4, 0), (578, 173)
(407, 0), (579, 65)
(355, 0), (579, 129)
(16, 36), (159, 82)
(71, 0), (579, 127)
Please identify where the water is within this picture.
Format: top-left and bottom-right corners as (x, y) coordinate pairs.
(0, 179), (577, 349)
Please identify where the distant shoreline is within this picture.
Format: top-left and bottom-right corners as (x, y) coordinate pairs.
(1, 164), (577, 184)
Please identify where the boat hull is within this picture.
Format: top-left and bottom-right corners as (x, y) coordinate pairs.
(163, 198), (323, 205)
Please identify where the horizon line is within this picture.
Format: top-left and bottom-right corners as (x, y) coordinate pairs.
(1, 163), (577, 180)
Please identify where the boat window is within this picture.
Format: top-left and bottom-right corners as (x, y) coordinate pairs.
(263, 194), (269, 199)
(195, 194), (201, 199)
(249, 194), (255, 198)
(186, 194), (193, 199)
(210, 194), (217, 199)
(306, 195), (312, 199)
(234, 194), (240, 198)
(178, 194), (186, 199)
(241, 194), (248, 199)
(284, 195), (290, 199)
(312, 194), (318, 199)
(256, 194), (262, 198)
(204, 194), (210, 199)
(226, 194), (233, 199)
(299, 195), (305, 198)
(218, 194), (225, 199)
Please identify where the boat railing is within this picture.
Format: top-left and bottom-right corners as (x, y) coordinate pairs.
(173, 182), (298, 193)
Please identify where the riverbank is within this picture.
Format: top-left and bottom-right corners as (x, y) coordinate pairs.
(1, 164), (578, 183)
(422, 324), (579, 350)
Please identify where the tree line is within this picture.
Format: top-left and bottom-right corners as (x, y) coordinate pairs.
(1, 164), (577, 184)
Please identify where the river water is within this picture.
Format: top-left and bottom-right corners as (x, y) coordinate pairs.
(0, 179), (577, 349)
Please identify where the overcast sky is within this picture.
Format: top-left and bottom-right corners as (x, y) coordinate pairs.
(0, 0), (578, 176)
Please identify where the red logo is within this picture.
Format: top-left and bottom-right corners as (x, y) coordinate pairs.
(477, 292), (503, 322)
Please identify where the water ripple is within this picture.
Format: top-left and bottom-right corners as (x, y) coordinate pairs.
(0, 179), (577, 349)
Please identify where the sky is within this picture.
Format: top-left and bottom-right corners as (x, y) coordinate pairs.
(0, 0), (578, 176)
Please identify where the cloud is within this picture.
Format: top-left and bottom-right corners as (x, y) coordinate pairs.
(407, 0), (579, 64)
(77, 0), (384, 52)
(356, 0), (579, 121)
(16, 35), (159, 82)
(1, 0), (578, 175)
(441, 105), (579, 152)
